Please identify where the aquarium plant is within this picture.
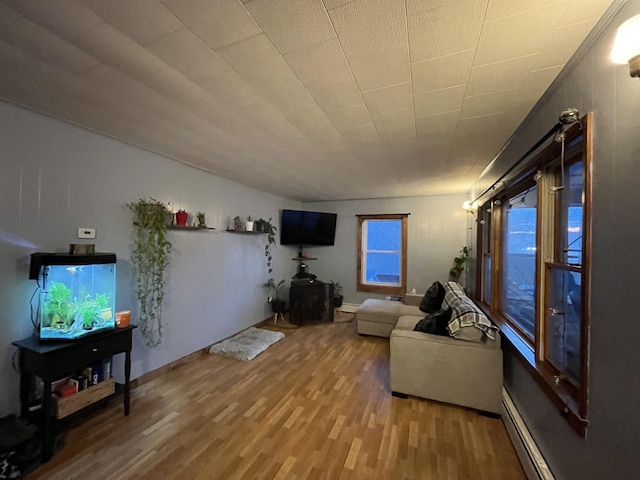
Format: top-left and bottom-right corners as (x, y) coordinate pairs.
(42, 281), (76, 330)
(78, 292), (109, 329)
(127, 197), (173, 347)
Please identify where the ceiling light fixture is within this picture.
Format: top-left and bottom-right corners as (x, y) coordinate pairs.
(462, 200), (479, 212)
(611, 14), (640, 78)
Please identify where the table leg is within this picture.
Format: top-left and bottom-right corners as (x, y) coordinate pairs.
(18, 350), (30, 418)
(124, 349), (131, 416)
(42, 379), (52, 461)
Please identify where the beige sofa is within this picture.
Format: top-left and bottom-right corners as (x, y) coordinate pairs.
(356, 283), (503, 414)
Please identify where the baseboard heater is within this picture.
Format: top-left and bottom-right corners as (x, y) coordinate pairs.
(502, 388), (555, 480)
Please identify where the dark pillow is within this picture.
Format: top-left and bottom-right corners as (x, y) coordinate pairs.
(414, 308), (452, 336)
(419, 281), (445, 313)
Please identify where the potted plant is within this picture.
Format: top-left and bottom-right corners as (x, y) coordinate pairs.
(245, 215), (254, 232)
(263, 217), (277, 275)
(196, 212), (206, 228)
(233, 216), (242, 231)
(175, 209), (188, 226)
(449, 246), (469, 282)
(126, 197), (173, 347)
(331, 280), (344, 308)
(264, 278), (286, 316)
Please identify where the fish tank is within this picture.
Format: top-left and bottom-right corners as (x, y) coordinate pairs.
(30, 253), (116, 341)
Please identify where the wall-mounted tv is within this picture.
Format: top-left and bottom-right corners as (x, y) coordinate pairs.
(280, 209), (337, 247)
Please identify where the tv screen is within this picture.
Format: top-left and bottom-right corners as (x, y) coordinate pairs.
(280, 209), (337, 246)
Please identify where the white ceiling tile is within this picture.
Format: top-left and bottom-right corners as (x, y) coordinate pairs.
(484, 0), (568, 22)
(0, 18), (99, 74)
(467, 54), (539, 97)
(74, 23), (168, 81)
(408, 1), (486, 63)
(414, 84), (465, 116)
(372, 108), (415, 132)
(378, 126), (417, 145)
(348, 46), (410, 91)
(246, 0), (335, 54)
(146, 28), (230, 81)
(416, 110), (460, 139)
(340, 123), (380, 144)
(534, 20), (597, 69)
(362, 82), (412, 114)
(474, 3), (569, 66)
(305, 79), (364, 110)
(3, 0), (104, 41)
(559, 0), (613, 26)
(329, 0), (406, 55)
(412, 49), (474, 93)
(284, 39), (352, 85)
(160, 0), (261, 50)
(460, 89), (517, 119)
(405, 0), (449, 16)
(326, 104), (372, 130)
(83, 0), (183, 45)
(143, 67), (213, 109)
(322, 0), (353, 10)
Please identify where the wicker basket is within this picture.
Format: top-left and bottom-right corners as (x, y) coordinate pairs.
(54, 378), (115, 419)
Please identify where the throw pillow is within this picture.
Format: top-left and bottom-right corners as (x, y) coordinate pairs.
(419, 281), (445, 313)
(414, 308), (452, 336)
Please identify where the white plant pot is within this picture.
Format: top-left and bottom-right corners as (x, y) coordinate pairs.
(245, 221), (254, 232)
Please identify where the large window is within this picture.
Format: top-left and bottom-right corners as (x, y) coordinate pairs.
(357, 214), (408, 295)
(476, 113), (591, 436)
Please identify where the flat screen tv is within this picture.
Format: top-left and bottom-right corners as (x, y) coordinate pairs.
(280, 209), (337, 246)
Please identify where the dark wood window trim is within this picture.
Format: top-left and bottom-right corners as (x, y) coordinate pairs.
(356, 214), (408, 296)
(474, 113), (592, 438)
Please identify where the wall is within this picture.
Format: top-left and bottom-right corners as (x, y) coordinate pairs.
(0, 100), (300, 416)
(467, 1), (640, 478)
(304, 194), (468, 305)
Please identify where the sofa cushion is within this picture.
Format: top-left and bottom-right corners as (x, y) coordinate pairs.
(356, 299), (421, 326)
(443, 282), (499, 342)
(419, 281), (445, 313)
(414, 309), (451, 336)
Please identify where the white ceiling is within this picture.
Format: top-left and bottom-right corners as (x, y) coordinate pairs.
(0, 0), (614, 201)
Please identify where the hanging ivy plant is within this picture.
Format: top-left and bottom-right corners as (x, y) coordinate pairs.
(263, 217), (277, 275)
(126, 197), (172, 347)
(449, 246), (469, 282)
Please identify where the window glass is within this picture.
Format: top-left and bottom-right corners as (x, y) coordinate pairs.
(546, 267), (582, 384)
(500, 186), (537, 339)
(363, 219), (401, 285)
(561, 161), (584, 265)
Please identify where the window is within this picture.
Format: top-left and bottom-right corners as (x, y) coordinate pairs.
(357, 214), (408, 295)
(500, 183), (538, 341)
(476, 113), (591, 436)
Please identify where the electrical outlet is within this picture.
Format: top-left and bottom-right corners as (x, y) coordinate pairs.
(77, 228), (96, 239)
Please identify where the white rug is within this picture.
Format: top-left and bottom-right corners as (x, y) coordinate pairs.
(208, 327), (285, 361)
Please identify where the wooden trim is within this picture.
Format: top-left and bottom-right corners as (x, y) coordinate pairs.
(356, 214), (408, 295)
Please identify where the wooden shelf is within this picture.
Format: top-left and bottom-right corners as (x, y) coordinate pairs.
(292, 257), (317, 261)
(225, 229), (266, 235)
(167, 225), (215, 231)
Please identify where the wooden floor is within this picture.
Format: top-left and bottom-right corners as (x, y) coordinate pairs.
(28, 319), (525, 480)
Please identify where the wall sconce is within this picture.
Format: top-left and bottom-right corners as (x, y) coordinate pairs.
(462, 200), (478, 212)
(611, 13), (640, 78)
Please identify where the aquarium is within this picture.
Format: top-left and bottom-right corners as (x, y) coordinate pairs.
(30, 253), (116, 341)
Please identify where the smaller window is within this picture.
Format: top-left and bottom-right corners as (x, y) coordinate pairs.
(357, 214), (408, 295)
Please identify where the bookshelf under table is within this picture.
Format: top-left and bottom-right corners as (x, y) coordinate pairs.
(12, 325), (136, 462)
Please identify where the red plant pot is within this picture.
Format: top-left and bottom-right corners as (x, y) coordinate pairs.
(175, 211), (188, 226)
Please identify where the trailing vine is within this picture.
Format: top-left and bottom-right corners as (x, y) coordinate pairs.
(264, 217), (277, 275)
(126, 197), (172, 347)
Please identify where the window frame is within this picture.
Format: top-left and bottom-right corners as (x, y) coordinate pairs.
(356, 214), (408, 295)
(475, 113), (592, 436)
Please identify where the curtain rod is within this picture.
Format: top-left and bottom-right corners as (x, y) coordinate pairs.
(472, 121), (563, 205)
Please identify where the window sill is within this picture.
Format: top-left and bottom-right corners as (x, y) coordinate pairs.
(476, 303), (588, 437)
